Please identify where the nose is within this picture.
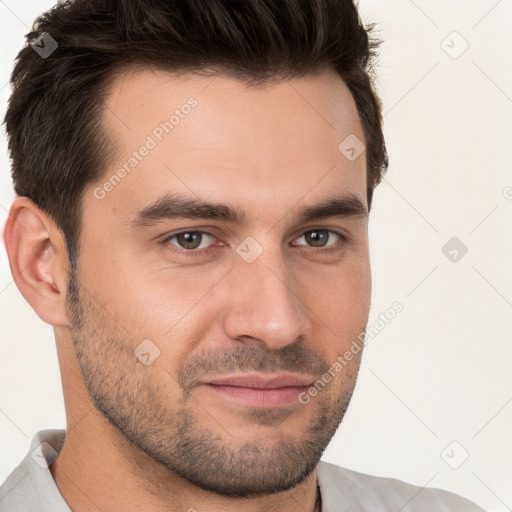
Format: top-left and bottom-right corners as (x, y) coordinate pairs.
(221, 245), (312, 350)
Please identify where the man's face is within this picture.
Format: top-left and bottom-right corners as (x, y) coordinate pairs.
(66, 67), (371, 497)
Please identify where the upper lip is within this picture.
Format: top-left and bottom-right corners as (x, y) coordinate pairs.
(202, 373), (315, 389)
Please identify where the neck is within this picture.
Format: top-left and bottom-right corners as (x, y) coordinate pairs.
(50, 411), (321, 512)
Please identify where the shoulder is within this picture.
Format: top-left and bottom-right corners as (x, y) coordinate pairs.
(316, 460), (486, 511)
(0, 429), (69, 512)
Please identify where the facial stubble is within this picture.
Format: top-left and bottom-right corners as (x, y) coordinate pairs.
(65, 265), (363, 497)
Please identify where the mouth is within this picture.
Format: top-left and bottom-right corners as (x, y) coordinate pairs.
(199, 373), (315, 409)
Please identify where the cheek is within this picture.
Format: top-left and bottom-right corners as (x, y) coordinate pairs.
(80, 245), (217, 329)
(87, 262), (225, 372)
(300, 260), (371, 364)
(304, 259), (371, 322)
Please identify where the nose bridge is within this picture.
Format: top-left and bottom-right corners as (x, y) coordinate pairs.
(222, 242), (312, 349)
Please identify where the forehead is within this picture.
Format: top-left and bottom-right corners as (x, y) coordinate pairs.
(85, 67), (367, 228)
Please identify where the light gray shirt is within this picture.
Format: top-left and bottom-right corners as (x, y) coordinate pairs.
(0, 429), (486, 511)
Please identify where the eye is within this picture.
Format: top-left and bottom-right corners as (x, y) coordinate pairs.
(165, 230), (217, 254)
(293, 229), (343, 249)
(162, 228), (345, 259)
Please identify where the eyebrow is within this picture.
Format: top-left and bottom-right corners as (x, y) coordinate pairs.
(128, 192), (368, 229)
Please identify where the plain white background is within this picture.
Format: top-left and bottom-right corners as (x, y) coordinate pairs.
(1, 1), (511, 510)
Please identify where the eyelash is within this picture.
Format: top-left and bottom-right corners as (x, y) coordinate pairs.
(162, 229), (346, 259)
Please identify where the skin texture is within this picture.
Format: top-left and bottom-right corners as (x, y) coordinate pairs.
(3, 66), (371, 512)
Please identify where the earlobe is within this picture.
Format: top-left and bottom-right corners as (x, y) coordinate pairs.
(3, 196), (70, 327)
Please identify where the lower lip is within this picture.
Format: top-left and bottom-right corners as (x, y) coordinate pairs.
(203, 384), (310, 408)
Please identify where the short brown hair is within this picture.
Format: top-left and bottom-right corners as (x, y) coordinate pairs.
(4, 0), (388, 262)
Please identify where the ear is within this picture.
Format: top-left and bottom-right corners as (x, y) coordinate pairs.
(3, 196), (70, 326)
